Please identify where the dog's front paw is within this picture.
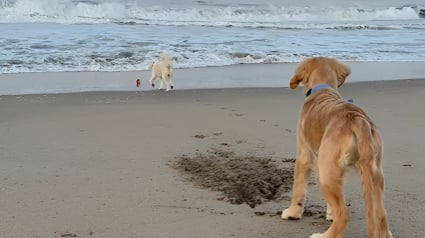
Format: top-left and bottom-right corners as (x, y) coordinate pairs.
(281, 207), (304, 220)
(309, 233), (324, 238)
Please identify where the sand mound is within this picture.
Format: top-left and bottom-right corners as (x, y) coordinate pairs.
(172, 148), (295, 208)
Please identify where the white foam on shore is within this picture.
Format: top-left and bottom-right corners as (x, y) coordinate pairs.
(1, 62), (424, 95)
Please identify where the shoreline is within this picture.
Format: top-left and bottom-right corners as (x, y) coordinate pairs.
(1, 61), (425, 96)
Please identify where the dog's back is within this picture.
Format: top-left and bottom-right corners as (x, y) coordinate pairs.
(159, 52), (172, 76)
(299, 89), (378, 154)
(150, 52), (171, 77)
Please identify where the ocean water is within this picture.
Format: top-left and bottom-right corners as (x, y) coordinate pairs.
(0, 0), (425, 74)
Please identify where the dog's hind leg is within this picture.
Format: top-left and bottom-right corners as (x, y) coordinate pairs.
(358, 151), (392, 237)
(159, 79), (166, 90)
(326, 169), (348, 222)
(311, 144), (348, 238)
(373, 169), (392, 238)
(150, 74), (157, 88)
(163, 73), (172, 91)
(282, 143), (313, 220)
(359, 159), (392, 238)
(166, 78), (173, 91)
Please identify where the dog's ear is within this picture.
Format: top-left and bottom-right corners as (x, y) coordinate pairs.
(289, 74), (302, 89)
(332, 59), (351, 87)
(289, 59), (310, 89)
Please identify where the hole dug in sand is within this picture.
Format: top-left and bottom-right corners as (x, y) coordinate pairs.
(172, 148), (295, 208)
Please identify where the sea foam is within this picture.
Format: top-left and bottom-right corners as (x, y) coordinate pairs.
(0, 0), (422, 27)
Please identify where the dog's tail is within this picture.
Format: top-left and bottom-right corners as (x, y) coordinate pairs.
(148, 62), (154, 70)
(352, 118), (392, 238)
(160, 52), (170, 64)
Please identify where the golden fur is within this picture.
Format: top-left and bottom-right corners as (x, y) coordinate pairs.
(282, 57), (392, 238)
(148, 52), (173, 91)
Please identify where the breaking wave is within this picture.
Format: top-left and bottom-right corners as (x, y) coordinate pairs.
(0, 0), (423, 28)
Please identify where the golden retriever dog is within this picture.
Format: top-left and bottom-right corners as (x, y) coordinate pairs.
(148, 52), (173, 91)
(281, 57), (392, 238)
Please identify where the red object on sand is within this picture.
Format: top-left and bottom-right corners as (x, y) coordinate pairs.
(136, 79), (141, 87)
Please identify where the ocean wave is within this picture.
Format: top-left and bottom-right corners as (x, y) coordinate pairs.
(2, 48), (424, 74)
(1, 0), (425, 74)
(0, 0), (423, 28)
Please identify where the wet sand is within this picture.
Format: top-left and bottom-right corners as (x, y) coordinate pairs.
(1, 61), (425, 95)
(0, 78), (425, 237)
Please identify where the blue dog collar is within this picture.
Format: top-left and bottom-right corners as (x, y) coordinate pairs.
(305, 84), (354, 103)
(305, 84), (331, 97)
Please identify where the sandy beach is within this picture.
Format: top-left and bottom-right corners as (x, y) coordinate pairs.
(0, 71), (425, 237)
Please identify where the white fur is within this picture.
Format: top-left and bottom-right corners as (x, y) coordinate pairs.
(148, 52), (174, 91)
(310, 233), (324, 238)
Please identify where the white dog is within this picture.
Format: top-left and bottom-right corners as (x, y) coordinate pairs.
(148, 52), (174, 91)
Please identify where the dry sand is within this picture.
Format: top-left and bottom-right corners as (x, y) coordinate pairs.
(0, 77), (425, 238)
